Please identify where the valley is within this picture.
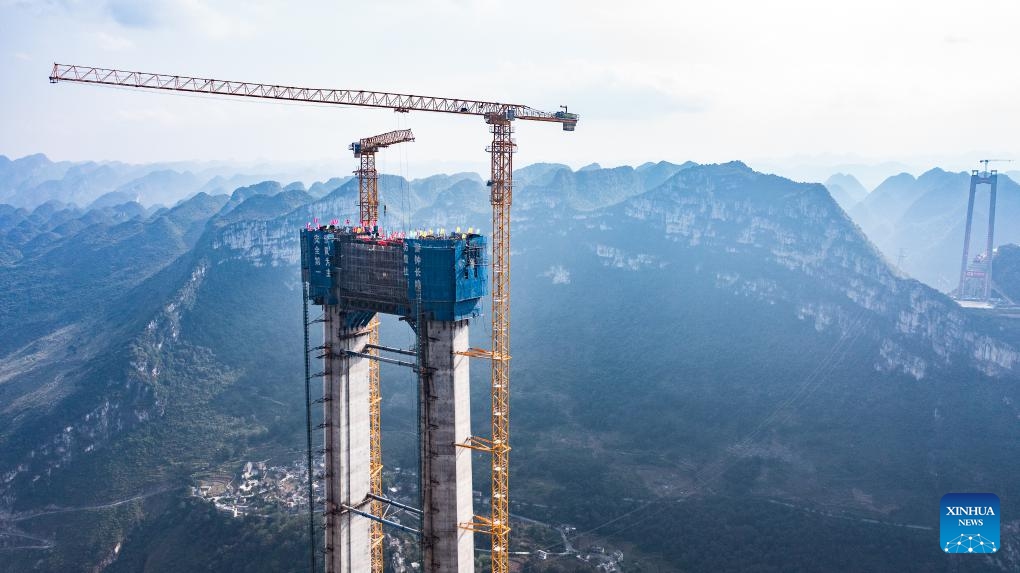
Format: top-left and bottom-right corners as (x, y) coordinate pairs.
(0, 156), (1016, 572)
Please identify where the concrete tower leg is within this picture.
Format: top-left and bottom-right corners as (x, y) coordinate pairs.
(420, 319), (475, 573)
(984, 176), (998, 301)
(323, 305), (373, 573)
(958, 175), (978, 298)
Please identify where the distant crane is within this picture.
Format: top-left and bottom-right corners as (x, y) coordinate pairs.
(49, 63), (578, 573)
(979, 158), (1012, 176)
(350, 128), (415, 573)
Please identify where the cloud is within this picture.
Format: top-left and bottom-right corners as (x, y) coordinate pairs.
(497, 59), (710, 122)
(537, 74), (709, 121)
(101, 0), (256, 39)
(97, 31), (133, 51)
(116, 108), (178, 125)
(9, 0), (75, 9)
(14, 52), (31, 61)
(176, 0), (255, 39)
(944, 35), (971, 45)
(105, 0), (164, 28)
(575, 81), (708, 120)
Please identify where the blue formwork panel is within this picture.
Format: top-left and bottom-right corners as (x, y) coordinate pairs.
(404, 235), (487, 321)
(299, 229), (337, 305)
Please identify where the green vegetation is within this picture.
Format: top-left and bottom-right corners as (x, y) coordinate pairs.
(993, 243), (1020, 302)
(108, 496), (307, 573)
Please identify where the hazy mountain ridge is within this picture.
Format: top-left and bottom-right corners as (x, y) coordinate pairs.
(1, 160), (1017, 571)
(0, 154), (76, 205)
(850, 171), (921, 235)
(515, 161), (692, 212)
(823, 172), (868, 210)
(621, 163), (1018, 378)
(0, 154), (351, 211)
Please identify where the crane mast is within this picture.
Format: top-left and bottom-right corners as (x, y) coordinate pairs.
(487, 115), (514, 566)
(350, 128), (415, 573)
(49, 63), (578, 573)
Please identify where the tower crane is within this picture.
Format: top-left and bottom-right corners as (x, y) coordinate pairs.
(979, 159), (1012, 176)
(49, 63), (578, 573)
(351, 129), (415, 228)
(350, 128), (415, 573)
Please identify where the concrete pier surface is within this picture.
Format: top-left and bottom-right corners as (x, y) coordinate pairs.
(420, 319), (475, 573)
(324, 306), (372, 573)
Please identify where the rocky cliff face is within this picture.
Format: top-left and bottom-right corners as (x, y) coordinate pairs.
(505, 163), (1020, 570)
(601, 163), (1020, 380)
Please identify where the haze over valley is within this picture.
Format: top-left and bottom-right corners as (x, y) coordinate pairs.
(1, 154), (1018, 571)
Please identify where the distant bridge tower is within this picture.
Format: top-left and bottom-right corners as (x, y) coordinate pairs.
(957, 164), (1000, 301)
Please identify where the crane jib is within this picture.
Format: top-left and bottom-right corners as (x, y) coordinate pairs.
(49, 63), (579, 128)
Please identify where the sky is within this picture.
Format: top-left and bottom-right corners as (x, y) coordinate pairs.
(2, 0), (1018, 187)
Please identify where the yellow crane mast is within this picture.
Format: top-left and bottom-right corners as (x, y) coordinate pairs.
(49, 63), (578, 573)
(350, 128), (415, 573)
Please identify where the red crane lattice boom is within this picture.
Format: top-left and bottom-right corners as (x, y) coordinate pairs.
(49, 64), (577, 127)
